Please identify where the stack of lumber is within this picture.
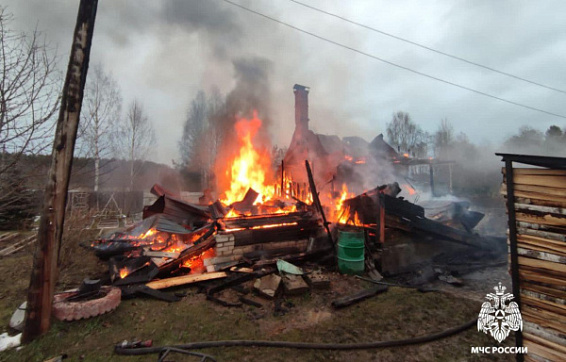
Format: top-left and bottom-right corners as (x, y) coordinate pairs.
(501, 168), (566, 362)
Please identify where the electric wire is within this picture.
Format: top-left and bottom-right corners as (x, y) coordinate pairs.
(220, 0), (566, 120)
(289, 0), (566, 95)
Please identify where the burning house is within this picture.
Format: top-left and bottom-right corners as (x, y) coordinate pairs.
(83, 83), (501, 297)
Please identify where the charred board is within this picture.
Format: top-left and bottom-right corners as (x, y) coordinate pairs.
(222, 211), (316, 229)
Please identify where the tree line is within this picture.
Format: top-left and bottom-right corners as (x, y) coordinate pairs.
(385, 110), (565, 196)
(0, 8), (156, 228)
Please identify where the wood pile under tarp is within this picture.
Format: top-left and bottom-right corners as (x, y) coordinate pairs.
(498, 153), (566, 362)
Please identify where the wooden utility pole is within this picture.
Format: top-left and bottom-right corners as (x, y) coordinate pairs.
(23, 0), (98, 342)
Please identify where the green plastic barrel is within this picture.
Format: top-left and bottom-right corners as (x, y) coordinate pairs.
(337, 230), (365, 275)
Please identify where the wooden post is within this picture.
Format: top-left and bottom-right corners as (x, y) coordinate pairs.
(448, 163), (453, 194)
(503, 159), (524, 359)
(429, 162), (435, 197)
(376, 193), (385, 243)
(23, 0), (98, 342)
(280, 160), (284, 198)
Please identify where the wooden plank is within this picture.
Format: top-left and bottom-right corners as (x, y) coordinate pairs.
(503, 168), (566, 176)
(517, 227), (566, 243)
(517, 241), (566, 259)
(518, 256), (566, 274)
(524, 321), (566, 347)
(142, 250), (180, 259)
(524, 353), (546, 362)
(523, 330), (566, 352)
(523, 332), (566, 357)
(521, 281), (566, 300)
(521, 294), (566, 315)
(521, 289), (565, 307)
(519, 268), (566, 287)
(516, 212), (566, 228)
(515, 203), (566, 216)
(145, 271), (227, 290)
(523, 337), (566, 362)
(502, 183), (566, 197)
(511, 174), (566, 189)
(522, 305), (566, 332)
(517, 247), (566, 264)
(516, 195), (566, 209)
(0, 232), (19, 242)
(518, 234), (566, 255)
(0, 235), (36, 256)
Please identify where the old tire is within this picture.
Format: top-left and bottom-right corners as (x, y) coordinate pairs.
(52, 286), (121, 321)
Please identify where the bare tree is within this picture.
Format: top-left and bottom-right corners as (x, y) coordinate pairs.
(179, 90), (207, 169)
(79, 64), (121, 192)
(386, 111), (426, 155)
(178, 88), (225, 189)
(0, 8), (59, 173)
(433, 118), (454, 159)
(0, 8), (59, 226)
(119, 99), (155, 190)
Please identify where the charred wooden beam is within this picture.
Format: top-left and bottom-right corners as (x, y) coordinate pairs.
(221, 211), (314, 229)
(305, 160), (334, 248)
(232, 188), (259, 213)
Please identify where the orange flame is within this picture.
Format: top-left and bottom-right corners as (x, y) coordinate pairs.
(181, 247), (216, 274)
(221, 111), (275, 206)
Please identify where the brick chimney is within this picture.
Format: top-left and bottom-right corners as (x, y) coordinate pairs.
(293, 84), (309, 136)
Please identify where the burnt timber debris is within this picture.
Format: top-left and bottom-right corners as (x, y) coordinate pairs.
(9, 80), (513, 355)
(79, 170), (501, 305)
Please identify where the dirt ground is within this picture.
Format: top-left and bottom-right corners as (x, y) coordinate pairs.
(0, 219), (517, 362)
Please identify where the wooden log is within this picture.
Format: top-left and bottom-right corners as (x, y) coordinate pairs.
(145, 272), (227, 290)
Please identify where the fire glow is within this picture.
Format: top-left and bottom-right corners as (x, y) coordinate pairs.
(221, 111), (275, 206)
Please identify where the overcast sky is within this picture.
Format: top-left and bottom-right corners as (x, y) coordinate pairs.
(3, 0), (566, 164)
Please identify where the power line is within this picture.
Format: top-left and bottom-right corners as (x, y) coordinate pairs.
(220, 0), (566, 120)
(289, 0), (566, 95)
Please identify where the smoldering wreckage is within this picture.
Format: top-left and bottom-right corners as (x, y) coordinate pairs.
(7, 85), (506, 359)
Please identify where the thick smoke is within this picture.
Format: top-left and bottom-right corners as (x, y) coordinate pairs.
(212, 57), (275, 194)
(161, 0), (242, 58)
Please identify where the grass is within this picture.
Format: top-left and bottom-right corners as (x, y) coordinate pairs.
(0, 222), (515, 361)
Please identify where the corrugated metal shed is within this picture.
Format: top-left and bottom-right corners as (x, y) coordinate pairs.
(497, 153), (566, 362)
